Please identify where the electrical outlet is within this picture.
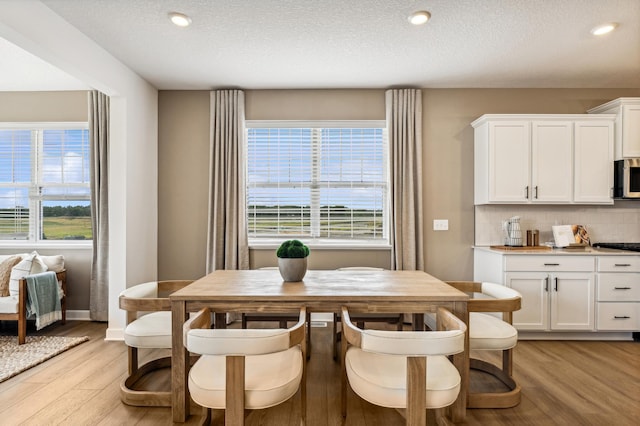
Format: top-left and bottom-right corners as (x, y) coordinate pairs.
(433, 219), (449, 231)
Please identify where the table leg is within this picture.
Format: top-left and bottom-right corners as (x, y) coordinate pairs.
(172, 300), (189, 422)
(451, 301), (469, 422)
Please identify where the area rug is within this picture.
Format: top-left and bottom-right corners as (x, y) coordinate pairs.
(0, 335), (89, 383)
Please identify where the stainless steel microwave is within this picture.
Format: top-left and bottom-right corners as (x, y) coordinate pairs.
(614, 158), (640, 198)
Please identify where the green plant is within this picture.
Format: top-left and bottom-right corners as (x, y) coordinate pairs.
(276, 239), (310, 258)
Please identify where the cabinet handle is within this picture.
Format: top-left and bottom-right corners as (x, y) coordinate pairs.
(554, 277), (558, 291)
(545, 276), (549, 292)
(613, 286), (632, 290)
(544, 263), (560, 266)
(614, 316), (631, 319)
(525, 186), (529, 198)
(534, 186), (538, 199)
(614, 263), (631, 267)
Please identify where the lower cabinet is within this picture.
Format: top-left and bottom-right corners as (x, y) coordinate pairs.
(474, 249), (640, 335)
(596, 257), (640, 331)
(507, 271), (595, 331)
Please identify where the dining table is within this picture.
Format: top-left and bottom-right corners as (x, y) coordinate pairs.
(170, 268), (469, 423)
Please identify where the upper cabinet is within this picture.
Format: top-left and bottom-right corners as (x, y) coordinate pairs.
(589, 98), (640, 160)
(472, 114), (615, 205)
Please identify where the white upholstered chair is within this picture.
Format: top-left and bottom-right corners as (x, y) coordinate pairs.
(185, 306), (307, 425)
(426, 281), (522, 408)
(119, 280), (193, 407)
(341, 306), (466, 426)
(332, 267), (404, 359)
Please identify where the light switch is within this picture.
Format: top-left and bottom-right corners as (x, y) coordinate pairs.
(433, 219), (449, 231)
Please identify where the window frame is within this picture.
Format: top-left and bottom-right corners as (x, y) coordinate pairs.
(245, 120), (390, 249)
(0, 122), (92, 248)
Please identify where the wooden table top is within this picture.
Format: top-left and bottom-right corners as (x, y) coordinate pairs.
(170, 269), (468, 302)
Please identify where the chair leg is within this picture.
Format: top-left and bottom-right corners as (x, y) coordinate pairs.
(333, 313), (339, 361)
(200, 407), (211, 426)
(18, 316), (26, 345)
(128, 346), (138, 375)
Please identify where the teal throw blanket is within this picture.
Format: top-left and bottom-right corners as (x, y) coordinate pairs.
(26, 271), (62, 330)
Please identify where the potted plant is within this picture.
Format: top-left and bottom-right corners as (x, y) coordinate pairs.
(276, 240), (310, 281)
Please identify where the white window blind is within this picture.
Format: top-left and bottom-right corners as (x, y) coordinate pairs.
(0, 123), (91, 242)
(246, 121), (388, 244)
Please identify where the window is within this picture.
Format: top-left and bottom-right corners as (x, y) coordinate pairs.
(0, 123), (91, 242)
(246, 120), (388, 246)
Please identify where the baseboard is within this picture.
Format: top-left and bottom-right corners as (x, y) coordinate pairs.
(66, 309), (91, 321)
(518, 331), (634, 341)
(105, 327), (124, 341)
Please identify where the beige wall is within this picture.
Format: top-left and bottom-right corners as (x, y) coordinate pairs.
(0, 91), (87, 121)
(0, 91), (92, 311)
(157, 88), (640, 281)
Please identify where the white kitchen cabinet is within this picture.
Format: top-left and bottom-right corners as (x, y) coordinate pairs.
(596, 256), (640, 331)
(475, 120), (530, 203)
(531, 121), (573, 202)
(573, 120), (614, 203)
(506, 272), (549, 329)
(473, 114), (615, 205)
(504, 256), (595, 331)
(549, 272), (595, 330)
(474, 248), (640, 337)
(588, 98), (640, 160)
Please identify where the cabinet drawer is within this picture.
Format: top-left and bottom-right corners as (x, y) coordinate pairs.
(597, 274), (640, 301)
(597, 303), (640, 331)
(597, 256), (640, 272)
(505, 256), (594, 272)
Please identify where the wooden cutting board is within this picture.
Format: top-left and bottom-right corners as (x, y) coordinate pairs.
(490, 245), (553, 251)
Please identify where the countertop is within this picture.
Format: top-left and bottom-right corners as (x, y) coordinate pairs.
(473, 246), (639, 256)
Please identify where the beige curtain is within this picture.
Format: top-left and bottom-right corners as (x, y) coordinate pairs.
(386, 89), (424, 271)
(88, 90), (109, 321)
(206, 90), (249, 272)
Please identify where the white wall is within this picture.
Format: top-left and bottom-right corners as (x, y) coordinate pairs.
(0, 1), (158, 340)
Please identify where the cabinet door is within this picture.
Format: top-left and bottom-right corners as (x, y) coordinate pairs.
(531, 121), (572, 202)
(488, 121), (530, 202)
(622, 104), (640, 158)
(507, 272), (549, 330)
(550, 272), (595, 330)
(574, 121), (614, 203)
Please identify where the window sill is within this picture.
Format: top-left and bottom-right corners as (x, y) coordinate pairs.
(0, 240), (92, 251)
(249, 239), (391, 251)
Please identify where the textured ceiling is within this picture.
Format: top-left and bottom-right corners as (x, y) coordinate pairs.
(4, 0), (640, 90)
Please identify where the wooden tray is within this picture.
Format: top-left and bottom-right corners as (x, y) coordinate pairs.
(490, 245), (553, 251)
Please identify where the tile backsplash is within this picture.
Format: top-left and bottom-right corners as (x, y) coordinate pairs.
(475, 201), (640, 246)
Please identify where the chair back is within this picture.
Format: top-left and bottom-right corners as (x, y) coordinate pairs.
(360, 328), (464, 356)
(186, 328), (291, 356)
(481, 282), (521, 300)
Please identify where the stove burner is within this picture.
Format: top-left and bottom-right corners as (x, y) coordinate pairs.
(593, 242), (640, 252)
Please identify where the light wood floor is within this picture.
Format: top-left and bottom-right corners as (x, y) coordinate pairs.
(1, 320), (639, 425)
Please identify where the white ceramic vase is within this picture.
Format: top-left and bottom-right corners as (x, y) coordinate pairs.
(278, 257), (307, 281)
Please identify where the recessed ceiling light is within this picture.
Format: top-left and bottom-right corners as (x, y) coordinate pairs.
(408, 11), (431, 26)
(169, 12), (192, 27)
(590, 23), (617, 36)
